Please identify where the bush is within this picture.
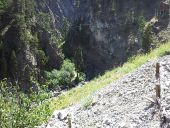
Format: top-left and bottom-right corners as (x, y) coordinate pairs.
(37, 50), (48, 68)
(45, 59), (85, 89)
(0, 0), (12, 12)
(45, 59), (76, 89)
(0, 80), (52, 128)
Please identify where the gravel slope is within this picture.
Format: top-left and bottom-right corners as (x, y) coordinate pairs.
(39, 55), (170, 128)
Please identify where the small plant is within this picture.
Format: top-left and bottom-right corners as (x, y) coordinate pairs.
(82, 95), (95, 109)
(45, 59), (86, 89)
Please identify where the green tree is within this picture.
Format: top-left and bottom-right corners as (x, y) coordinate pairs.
(10, 50), (18, 78)
(137, 15), (146, 31)
(0, 0), (12, 12)
(0, 55), (7, 78)
(37, 50), (48, 69)
(74, 47), (84, 82)
(45, 59), (76, 89)
(142, 25), (152, 52)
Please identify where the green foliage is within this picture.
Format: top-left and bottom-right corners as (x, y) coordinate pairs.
(37, 50), (48, 68)
(82, 95), (95, 109)
(0, 55), (7, 78)
(61, 17), (70, 39)
(24, 0), (36, 25)
(0, 80), (52, 128)
(74, 47), (85, 83)
(142, 24), (153, 52)
(74, 47), (84, 71)
(0, 0), (12, 12)
(137, 14), (152, 52)
(45, 59), (76, 89)
(77, 72), (86, 82)
(36, 12), (53, 31)
(137, 14), (146, 31)
(10, 50), (18, 77)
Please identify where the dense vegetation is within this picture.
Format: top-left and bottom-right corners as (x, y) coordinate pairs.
(0, 80), (51, 128)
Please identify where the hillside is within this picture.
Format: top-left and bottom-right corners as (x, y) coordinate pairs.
(1, 0), (170, 128)
(39, 55), (170, 128)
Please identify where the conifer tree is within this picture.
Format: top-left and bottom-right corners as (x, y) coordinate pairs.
(74, 47), (84, 82)
(142, 25), (152, 52)
(0, 54), (7, 78)
(10, 50), (18, 78)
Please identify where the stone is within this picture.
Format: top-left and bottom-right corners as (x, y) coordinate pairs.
(103, 119), (111, 126)
(52, 110), (69, 121)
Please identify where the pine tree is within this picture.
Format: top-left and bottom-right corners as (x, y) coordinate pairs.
(142, 25), (152, 52)
(10, 50), (18, 78)
(0, 55), (7, 78)
(74, 47), (84, 82)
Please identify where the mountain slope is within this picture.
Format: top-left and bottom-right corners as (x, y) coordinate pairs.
(39, 55), (170, 128)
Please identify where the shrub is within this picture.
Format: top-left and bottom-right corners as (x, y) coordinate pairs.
(45, 59), (76, 89)
(82, 95), (95, 109)
(45, 59), (85, 89)
(0, 80), (52, 128)
(37, 50), (48, 68)
(0, 0), (12, 12)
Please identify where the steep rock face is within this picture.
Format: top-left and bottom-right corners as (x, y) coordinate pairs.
(64, 0), (163, 78)
(0, 0), (169, 87)
(0, 0), (69, 90)
(36, 0), (75, 31)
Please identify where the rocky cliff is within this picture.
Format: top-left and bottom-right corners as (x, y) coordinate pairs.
(63, 0), (168, 78)
(0, 0), (169, 89)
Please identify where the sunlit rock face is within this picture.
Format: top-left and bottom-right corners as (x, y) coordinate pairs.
(0, 0), (165, 84)
(61, 0), (162, 78)
(28, 0), (166, 79)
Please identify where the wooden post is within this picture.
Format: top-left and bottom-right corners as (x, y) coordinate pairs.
(155, 84), (161, 98)
(68, 114), (72, 128)
(155, 63), (161, 105)
(155, 62), (160, 79)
